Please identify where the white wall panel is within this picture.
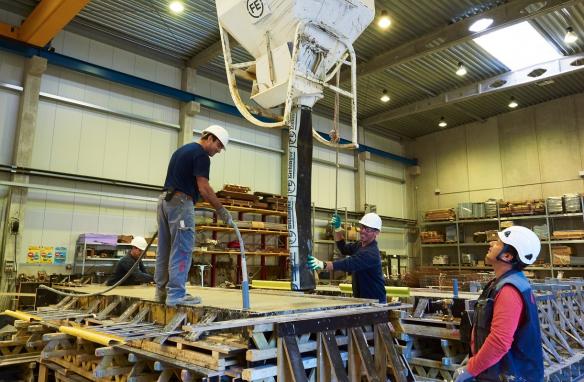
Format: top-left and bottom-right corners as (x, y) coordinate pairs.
(50, 104), (83, 173)
(0, 89), (19, 164)
(413, 93), (584, 219)
(499, 108), (540, 187)
(535, 97), (581, 182)
(0, 51), (24, 85)
(435, 127), (469, 194)
(52, 30), (181, 89)
(366, 176), (404, 218)
(465, 119), (503, 190)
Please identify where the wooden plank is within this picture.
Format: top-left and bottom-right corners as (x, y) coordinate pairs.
(348, 327), (378, 382)
(399, 323), (460, 340)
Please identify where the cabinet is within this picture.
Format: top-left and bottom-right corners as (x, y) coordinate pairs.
(72, 234), (156, 276)
(420, 196), (584, 277)
(194, 202), (288, 286)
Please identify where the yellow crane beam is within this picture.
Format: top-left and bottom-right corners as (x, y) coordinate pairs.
(0, 0), (90, 47)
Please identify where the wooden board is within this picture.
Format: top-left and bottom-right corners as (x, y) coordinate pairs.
(56, 285), (373, 314)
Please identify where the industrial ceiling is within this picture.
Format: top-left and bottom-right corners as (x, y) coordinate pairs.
(1, 0), (583, 140)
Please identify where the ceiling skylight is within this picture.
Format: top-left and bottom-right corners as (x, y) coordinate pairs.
(473, 21), (562, 71)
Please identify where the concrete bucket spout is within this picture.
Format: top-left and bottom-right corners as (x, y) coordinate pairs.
(216, 0), (374, 148)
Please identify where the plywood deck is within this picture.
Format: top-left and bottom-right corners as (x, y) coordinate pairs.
(58, 285), (373, 314)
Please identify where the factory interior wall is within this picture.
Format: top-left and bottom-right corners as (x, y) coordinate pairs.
(0, 24), (408, 275)
(411, 92), (584, 221)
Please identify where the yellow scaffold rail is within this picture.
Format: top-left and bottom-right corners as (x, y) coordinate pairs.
(59, 326), (126, 347)
(3, 310), (43, 322)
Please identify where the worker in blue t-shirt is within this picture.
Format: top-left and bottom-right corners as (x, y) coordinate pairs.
(155, 125), (235, 307)
(308, 213), (387, 303)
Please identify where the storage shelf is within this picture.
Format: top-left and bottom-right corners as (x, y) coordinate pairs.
(195, 202), (287, 217)
(193, 250), (288, 257)
(500, 214), (547, 221)
(421, 243), (458, 248)
(85, 257), (156, 262)
(547, 212), (583, 218)
(196, 225), (288, 236)
(460, 243), (490, 246)
(545, 240), (584, 244)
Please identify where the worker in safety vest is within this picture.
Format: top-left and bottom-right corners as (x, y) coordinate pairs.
(106, 236), (153, 286)
(308, 213), (386, 303)
(454, 226), (544, 381)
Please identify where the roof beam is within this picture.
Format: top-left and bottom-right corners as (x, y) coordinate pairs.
(19, 0), (90, 47)
(188, 40), (223, 68)
(361, 53), (584, 126)
(341, 0), (579, 82)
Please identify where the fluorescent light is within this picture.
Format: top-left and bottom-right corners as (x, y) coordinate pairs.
(469, 18), (493, 32)
(565, 27), (578, 44)
(169, 1), (184, 14)
(380, 89), (390, 103)
(508, 97), (518, 108)
(456, 62), (467, 76)
(438, 117), (447, 128)
(378, 10), (391, 29)
(473, 21), (562, 71)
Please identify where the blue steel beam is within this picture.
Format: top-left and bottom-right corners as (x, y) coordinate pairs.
(0, 36), (417, 165)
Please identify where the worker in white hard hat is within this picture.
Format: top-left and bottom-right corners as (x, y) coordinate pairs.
(155, 125), (236, 307)
(454, 225), (544, 382)
(308, 212), (386, 303)
(106, 236), (154, 286)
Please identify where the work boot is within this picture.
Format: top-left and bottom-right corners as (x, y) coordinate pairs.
(166, 294), (202, 307)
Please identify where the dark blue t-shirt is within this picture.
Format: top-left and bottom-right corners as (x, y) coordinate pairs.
(163, 142), (210, 200)
(332, 239), (387, 303)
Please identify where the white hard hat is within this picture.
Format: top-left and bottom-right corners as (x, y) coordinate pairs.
(498, 226), (541, 265)
(359, 213), (382, 231)
(202, 125), (229, 150)
(130, 236), (148, 251)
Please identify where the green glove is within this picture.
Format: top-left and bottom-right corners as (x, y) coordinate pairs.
(307, 255), (324, 271)
(331, 214), (342, 231)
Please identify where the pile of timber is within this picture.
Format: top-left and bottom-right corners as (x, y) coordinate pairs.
(254, 192), (287, 211)
(420, 231), (445, 244)
(552, 230), (584, 240)
(424, 209), (456, 221)
(215, 186), (287, 211)
(498, 199), (545, 216)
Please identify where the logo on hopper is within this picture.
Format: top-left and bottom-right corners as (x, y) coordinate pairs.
(247, 0), (264, 18)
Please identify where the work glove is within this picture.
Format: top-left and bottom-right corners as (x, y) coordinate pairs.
(307, 255), (324, 271)
(453, 367), (473, 382)
(217, 207), (233, 225)
(330, 214), (342, 231)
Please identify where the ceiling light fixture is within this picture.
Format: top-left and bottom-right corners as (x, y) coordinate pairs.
(508, 97), (519, 108)
(380, 89), (390, 103)
(169, 1), (185, 14)
(473, 21), (562, 71)
(469, 18), (493, 32)
(438, 117), (447, 128)
(377, 10), (391, 29)
(564, 27), (578, 44)
(456, 62), (467, 76)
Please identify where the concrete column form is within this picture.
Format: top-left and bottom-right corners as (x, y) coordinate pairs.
(1, 56), (47, 308)
(178, 67), (200, 147)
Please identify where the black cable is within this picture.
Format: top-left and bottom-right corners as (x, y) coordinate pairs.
(39, 233), (158, 297)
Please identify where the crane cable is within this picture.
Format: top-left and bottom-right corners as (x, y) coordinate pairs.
(331, 69), (341, 214)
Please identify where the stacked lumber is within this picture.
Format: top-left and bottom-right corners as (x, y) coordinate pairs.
(498, 199), (545, 216)
(552, 230), (584, 240)
(236, 221), (287, 231)
(420, 231), (445, 244)
(424, 209), (455, 221)
(254, 192), (287, 211)
(552, 246), (573, 266)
